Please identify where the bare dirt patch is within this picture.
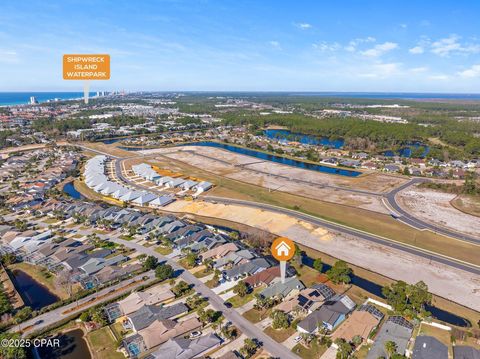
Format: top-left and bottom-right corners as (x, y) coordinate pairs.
(398, 186), (480, 237)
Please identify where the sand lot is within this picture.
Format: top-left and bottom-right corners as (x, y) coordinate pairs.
(140, 146), (407, 213)
(162, 199), (480, 312)
(398, 186), (480, 237)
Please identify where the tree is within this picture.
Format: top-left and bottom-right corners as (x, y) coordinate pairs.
(185, 252), (198, 267)
(0, 333), (27, 359)
(197, 308), (220, 324)
(270, 309), (289, 329)
(155, 263), (174, 281)
(90, 308), (107, 326)
(240, 338), (258, 358)
(313, 258), (323, 273)
(326, 260), (352, 284)
(143, 255), (158, 270)
(14, 307), (32, 323)
(335, 338), (353, 359)
(351, 335), (363, 347)
(294, 243), (303, 266)
(172, 281), (190, 297)
(385, 340), (398, 358)
(254, 293), (275, 310)
(233, 281), (249, 297)
(56, 270), (73, 297)
(382, 280), (432, 318)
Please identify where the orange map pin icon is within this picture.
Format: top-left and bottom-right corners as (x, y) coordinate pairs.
(271, 237), (295, 261)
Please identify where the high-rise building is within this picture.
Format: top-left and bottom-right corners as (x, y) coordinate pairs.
(29, 96), (38, 104)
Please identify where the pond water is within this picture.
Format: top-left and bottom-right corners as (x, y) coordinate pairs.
(10, 269), (59, 310)
(182, 141), (362, 177)
(62, 182), (84, 200)
(37, 329), (92, 359)
(383, 143), (430, 158)
(100, 137), (124, 144)
(264, 129), (345, 149)
(301, 255), (470, 327)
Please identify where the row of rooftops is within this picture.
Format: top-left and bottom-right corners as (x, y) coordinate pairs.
(84, 155), (176, 206)
(131, 162), (212, 193)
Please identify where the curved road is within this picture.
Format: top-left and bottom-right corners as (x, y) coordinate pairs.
(385, 178), (480, 244)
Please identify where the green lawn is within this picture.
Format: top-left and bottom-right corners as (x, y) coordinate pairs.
(227, 286), (263, 308)
(154, 246), (173, 255)
(243, 308), (272, 324)
(264, 326), (296, 343)
(86, 326), (124, 359)
(193, 268), (213, 278)
(291, 341), (328, 359)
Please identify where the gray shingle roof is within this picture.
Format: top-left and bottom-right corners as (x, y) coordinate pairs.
(412, 336), (448, 359)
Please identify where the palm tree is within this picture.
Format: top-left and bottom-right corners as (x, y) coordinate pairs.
(385, 340), (398, 358)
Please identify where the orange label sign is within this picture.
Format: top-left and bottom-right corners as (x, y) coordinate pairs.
(271, 237), (295, 261)
(63, 54), (110, 80)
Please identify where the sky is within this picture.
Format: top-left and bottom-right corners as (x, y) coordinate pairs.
(1, 0), (480, 92)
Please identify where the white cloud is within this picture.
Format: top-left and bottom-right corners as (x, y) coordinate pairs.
(360, 42), (398, 57)
(409, 66), (428, 73)
(429, 74), (449, 80)
(296, 23), (312, 30)
(431, 35), (480, 57)
(345, 37), (376, 52)
(400, 24), (408, 29)
(359, 62), (401, 78)
(269, 41), (281, 49)
(458, 64), (480, 78)
(409, 46), (424, 54)
(312, 41), (341, 52)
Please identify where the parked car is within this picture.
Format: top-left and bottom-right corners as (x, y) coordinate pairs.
(189, 331), (202, 339)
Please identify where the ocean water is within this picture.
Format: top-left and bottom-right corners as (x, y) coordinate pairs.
(0, 92), (95, 106)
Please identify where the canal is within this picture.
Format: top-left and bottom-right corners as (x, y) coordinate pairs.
(301, 255), (471, 327)
(37, 328), (92, 359)
(183, 141), (362, 177)
(264, 129), (344, 149)
(10, 269), (59, 310)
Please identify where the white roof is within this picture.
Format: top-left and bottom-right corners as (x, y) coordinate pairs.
(133, 192), (157, 205)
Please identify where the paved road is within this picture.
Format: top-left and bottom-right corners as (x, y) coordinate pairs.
(112, 157), (480, 276)
(202, 195), (480, 276)
(109, 237), (300, 359)
(12, 271), (157, 336)
(385, 178), (480, 244)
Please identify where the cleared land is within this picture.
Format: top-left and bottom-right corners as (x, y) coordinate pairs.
(398, 186), (480, 237)
(141, 145), (407, 213)
(452, 195), (480, 217)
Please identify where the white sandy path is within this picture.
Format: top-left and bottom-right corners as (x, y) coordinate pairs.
(162, 199), (480, 311)
(398, 187), (480, 237)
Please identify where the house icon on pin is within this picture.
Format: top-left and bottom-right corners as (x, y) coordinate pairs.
(275, 240), (291, 256)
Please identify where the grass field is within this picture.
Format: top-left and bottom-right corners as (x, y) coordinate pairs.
(451, 195), (480, 217)
(243, 308), (272, 324)
(227, 286), (264, 308)
(8, 262), (68, 299)
(154, 246), (173, 255)
(264, 326), (296, 342)
(86, 326), (124, 359)
(291, 341), (328, 359)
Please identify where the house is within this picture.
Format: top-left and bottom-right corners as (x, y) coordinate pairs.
(127, 303), (189, 332)
(120, 190), (143, 202)
(412, 336), (448, 359)
(136, 317), (202, 351)
(149, 333), (222, 359)
(331, 305), (383, 343)
(223, 257), (270, 281)
(275, 284), (335, 314)
(213, 249), (256, 269)
(384, 164), (400, 172)
(132, 192), (157, 206)
(194, 181), (212, 193)
(200, 242), (239, 261)
(453, 345), (480, 359)
(181, 180), (198, 191)
(149, 195), (175, 207)
(244, 266), (281, 288)
(366, 316), (414, 359)
(166, 178), (186, 188)
(297, 295), (355, 333)
(118, 284), (175, 315)
(259, 276), (305, 299)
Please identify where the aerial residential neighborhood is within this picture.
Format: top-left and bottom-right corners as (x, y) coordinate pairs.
(1, 1), (480, 359)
